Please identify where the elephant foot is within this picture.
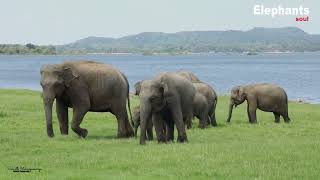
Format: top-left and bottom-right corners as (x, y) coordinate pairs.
(126, 130), (134, 138)
(211, 120), (217, 127)
(284, 118), (291, 123)
(60, 130), (68, 135)
(47, 132), (54, 138)
(274, 120), (280, 123)
(198, 124), (206, 129)
(80, 129), (88, 138)
(177, 136), (188, 143)
(117, 131), (127, 138)
(249, 121), (257, 124)
(47, 127), (54, 138)
(157, 137), (167, 143)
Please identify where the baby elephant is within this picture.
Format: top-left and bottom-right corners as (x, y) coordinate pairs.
(190, 82), (218, 128)
(192, 93), (210, 128)
(131, 106), (153, 140)
(226, 83), (290, 123)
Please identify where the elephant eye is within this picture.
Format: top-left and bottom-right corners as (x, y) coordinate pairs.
(150, 96), (159, 102)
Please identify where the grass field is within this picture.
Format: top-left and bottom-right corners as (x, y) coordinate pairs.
(0, 89), (319, 179)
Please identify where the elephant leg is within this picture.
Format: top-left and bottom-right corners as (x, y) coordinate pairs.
(197, 114), (206, 129)
(210, 104), (217, 127)
(56, 98), (69, 135)
(247, 101), (257, 123)
(210, 113), (217, 127)
(152, 113), (166, 143)
(71, 108), (88, 138)
(273, 112), (280, 123)
(146, 120), (153, 141)
(113, 104), (133, 138)
(165, 120), (174, 142)
(186, 117), (192, 129)
(170, 104), (188, 143)
(247, 104), (252, 123)
(281, 109), (290, 123)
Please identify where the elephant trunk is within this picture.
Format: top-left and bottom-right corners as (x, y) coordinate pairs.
(139, 102), (151, 145)
(43, 92), (55, 137)
(226, 100), (234, 122)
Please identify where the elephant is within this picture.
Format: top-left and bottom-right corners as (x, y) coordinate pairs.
(139, 73), (196, 145)
(192, 82), (218, 127)
(176, 70), (201, 82)
(40, 61), (134, 138)
(226, 83), (290, 123)
(192, 93), (210, 129)
(131, 106), (153, 140)
(134, 81), (142, 95)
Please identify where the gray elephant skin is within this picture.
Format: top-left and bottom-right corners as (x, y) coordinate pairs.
(191, 82), (218, 128)
(40, 61), (134, 138)
(131, 106), (153, 140)
(226, 83), (290, 123)
(176, 70), (201, 82)
(139, 73), (196, 145)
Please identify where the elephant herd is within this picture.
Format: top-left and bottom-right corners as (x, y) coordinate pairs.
(40, 61), (290, 145)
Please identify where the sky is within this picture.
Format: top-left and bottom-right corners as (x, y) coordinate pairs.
(0, 0), (319, 45)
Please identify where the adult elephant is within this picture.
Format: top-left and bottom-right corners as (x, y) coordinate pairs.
(139, 73), (196, 145)
(191, 82), (218, 128)
(40, 61), (134, 138)
(226, 83), (290, 123)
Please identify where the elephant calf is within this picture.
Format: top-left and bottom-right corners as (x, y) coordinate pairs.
(192, 93), (210, 128)
(131, 106), (153, 140)
(226, 83), (290, 123)
(192, 82), (218, 128)
(40, 61), (134, 138)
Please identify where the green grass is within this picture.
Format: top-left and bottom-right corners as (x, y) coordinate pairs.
(0, 89), (320, 179)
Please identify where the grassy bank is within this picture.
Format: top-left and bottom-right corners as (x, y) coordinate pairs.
(0, 89), (319, 179)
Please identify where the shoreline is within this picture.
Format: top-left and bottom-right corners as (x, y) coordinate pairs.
(0, 51), (320, 57)
(0, 88), (319, 105)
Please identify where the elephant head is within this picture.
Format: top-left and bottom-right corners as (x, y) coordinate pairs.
(226, 86), (246, 122)
(134, 81), (142, 95)
(139, 80), (167, 144)
(40, 64), (79, 137)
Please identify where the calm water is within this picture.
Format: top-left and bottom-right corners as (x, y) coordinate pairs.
(0, 53), (319, 103)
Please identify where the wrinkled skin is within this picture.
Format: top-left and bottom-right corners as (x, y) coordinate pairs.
(40, 61), (134, 138)
(191, 82), (218, 128)
(226, 83), (290, 123)
(131, 106), (153, 140)
(176, 70), (201, 82)
(139, 73), (195, 145)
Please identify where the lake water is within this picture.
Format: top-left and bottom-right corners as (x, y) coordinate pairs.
(0, 53), (319, 104)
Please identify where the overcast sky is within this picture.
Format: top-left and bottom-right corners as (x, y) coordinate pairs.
(0, 0), (319, 45)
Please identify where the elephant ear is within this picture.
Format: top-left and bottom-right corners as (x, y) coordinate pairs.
(238, 86), (246, 99)
(63, 67), (80, 88)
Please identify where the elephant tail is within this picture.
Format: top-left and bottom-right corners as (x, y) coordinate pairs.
(213, 96), (217, 116)
(121, 72), (133, 126)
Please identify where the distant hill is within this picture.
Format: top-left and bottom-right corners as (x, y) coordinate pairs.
(56, 27), (320, 54)
(1, 27), (320, 55)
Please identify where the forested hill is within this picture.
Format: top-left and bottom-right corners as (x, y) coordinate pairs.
(1, 27), (320, 55)
(57, 27), (320, 54)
